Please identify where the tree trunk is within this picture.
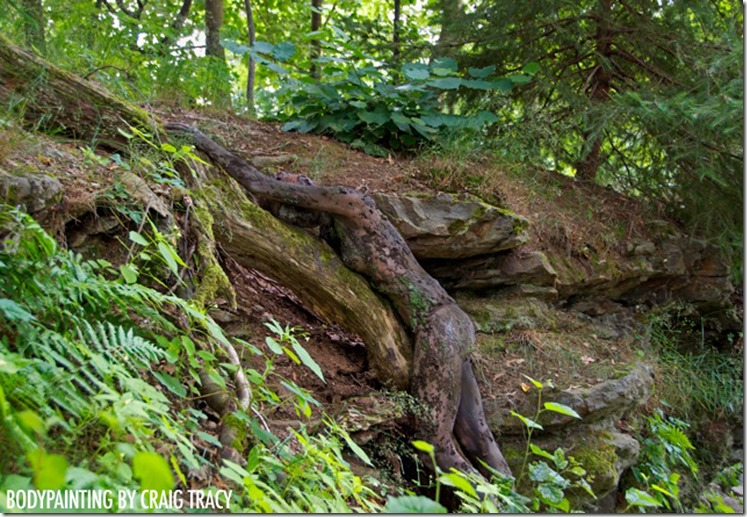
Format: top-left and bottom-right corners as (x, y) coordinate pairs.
(310, 0), (322, 79)
(244, 0), (256, 111)
(393, 0), (401, 61)
(19, 0), (46, 55)
(434, 0), (464, 58)
(204, 0), (231, 107)
(0, 34), (156, 149)
(576, 0), (613, 182)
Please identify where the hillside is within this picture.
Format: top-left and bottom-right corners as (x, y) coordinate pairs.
(1, 94), (742, 512)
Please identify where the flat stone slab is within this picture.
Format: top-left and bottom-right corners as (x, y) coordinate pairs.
(373, 192), (529, 259)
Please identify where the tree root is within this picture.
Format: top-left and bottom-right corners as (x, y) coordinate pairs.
(166, 122), (512, 480)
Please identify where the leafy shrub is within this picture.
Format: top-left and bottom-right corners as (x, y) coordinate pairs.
(225, 32), (534, 156)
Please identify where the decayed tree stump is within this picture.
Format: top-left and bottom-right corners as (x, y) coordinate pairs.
(166, 123), (511, 478)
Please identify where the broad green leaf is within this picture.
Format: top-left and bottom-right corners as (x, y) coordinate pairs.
(17, 410), (45, 435)
(272, 41), (296, 61)
(411, 440), (434, 454)
(431, 57), (458, 76)
(402, 63), (430, 80)
(468, 65), (496, 78)
(157, 241), (182, 275)
(129, 231), (149, 246)
(133, 451), (174, 492)
(530, 443), (554, 461)
(160, 143), (177, 153)
(391, 112), (412, 132)
(265, 336), (283, 355)
(509, 73), (533, 85)
(119, 264), (138, 284)
(440, 471), (477, 498)
(290, 340), (325, 382)
(29, 450), (68, 490)
(384, 495), (447, 513)
(358, 107), (390, 125)
(544, 402), (581, 419)
(537, 483), (565, 504)
(252, 41), (275, 54)
(427, 77), (462, 90)
(462, 79), (494, 90)
(625, 488), (661, 508)
(510, 410), (543, 430)
(153, 371), (187, 397)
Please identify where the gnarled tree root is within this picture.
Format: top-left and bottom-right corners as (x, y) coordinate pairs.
(166, 122), (511, 480)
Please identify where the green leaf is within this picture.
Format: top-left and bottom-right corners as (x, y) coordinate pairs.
(272, 41), (296, 61)
(290, 340), (325, 383)
(431, 57), (458, 76)
(440, 471), (477, 498)
(509, 73), (533, 85)
(340, 429), (372, 466)
(119, 264), (139, 284)
(530, 443), (555, 461)
(0, 298), (36, 322)
(391, 112), (412, 132)
(411, 440), (434, 454)
(358, 107), (390, 125)
(197, 431), (223, 448)
(522, 374), (544, 389)
(265, 336), (283, 355)
(537, 483), (565, 504)
(129, 231), (149, 246)
(468, 65), (496, 78)
(625, 488), (661, 508)
(523, 62), (541, 75)
(427, 77), (462, 90)
(510, 410), (543, 430)
(157, 241), (181, 275)
(544, 402), (581, 419)
(133, 451), (174, 492)
(29, 450), (68, 490)
(153, 371), (187, 397)
(160, 143), (177, 153)
(402, 63), (430, 80)
(252, 41), (274, 54)
(17, 410), (45, 436)
(384, 495), (447, 513)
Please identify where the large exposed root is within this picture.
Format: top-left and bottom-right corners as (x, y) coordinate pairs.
(166, 122), (512, 479)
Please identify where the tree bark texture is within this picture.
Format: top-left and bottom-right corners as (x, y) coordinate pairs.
(244, 0), (256, 109)
(310, 0), (322, 79)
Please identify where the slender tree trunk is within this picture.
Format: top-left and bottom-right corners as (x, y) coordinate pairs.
(244, 0), (256, 111)
(205, 0), (225, 60)
(204, 0), (231, 107)
(393, 0), (401, 61)
(576, 0), (613, 182)
(310, 0), (322, 79)
(19, 0), (46, 55)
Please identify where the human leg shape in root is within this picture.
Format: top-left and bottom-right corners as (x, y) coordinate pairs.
(165, 122), (512, 480)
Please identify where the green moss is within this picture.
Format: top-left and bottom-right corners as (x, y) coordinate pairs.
(569, 437), (618, 501)
(222, 412), (249, 453)
(190, 196), (236, 308)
